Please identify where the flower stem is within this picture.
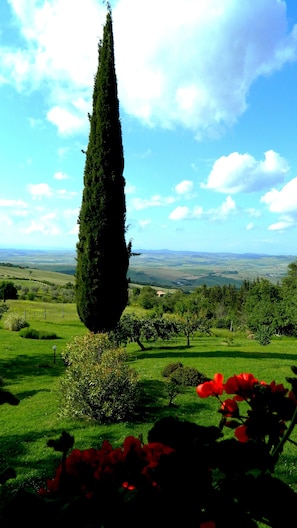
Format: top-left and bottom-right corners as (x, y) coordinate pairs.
(271, 405), (297, 460)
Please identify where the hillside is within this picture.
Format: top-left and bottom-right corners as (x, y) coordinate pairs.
(0, 248), (295, 289)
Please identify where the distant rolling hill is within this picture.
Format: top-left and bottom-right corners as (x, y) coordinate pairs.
(0, 248), (295, 290)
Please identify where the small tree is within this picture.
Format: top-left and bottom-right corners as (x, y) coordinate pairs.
(76, 6), (129, 333)
(0, 281), (18, 302)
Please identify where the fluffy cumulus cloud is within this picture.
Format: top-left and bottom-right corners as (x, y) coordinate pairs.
(27, 183), (53, 199)
(175, 180), (194, 196)
(261, 177), (297, 213)
(1, 0), (297, 137)
(114, 0), (297, 135)
(202, 150), (289, 193)
(2, 0), (104, 135)
(169, 206), (191, 221)
(169, 196), (235, 221)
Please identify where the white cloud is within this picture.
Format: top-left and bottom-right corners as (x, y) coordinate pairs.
(114, 0), (297, 134)
(207, 195), (236, 220)
(69, 224), (79, 235)
(47, 106), (88, 136)
(246, 208), (261, 217)
(202, 150), (289, 193)
(169, 196), (235, 221)
(0, 212), (13, 227)
(27, 183), (53, 198)
(63, 207), (80, 219)
(169, 206), (190, 220)
(175, 180), (194, 196)
(268, 216), (296, 231)
(0, 198), (28, 208)
(1, 0), (296, 137)
(56, 189), (77, 199)
(54, 171), (68, 180)
(261, 177), (297, 213)
(129, 195), (176, 211)
(246, 222), (254, 231)
(125, 182), (136, 194)
(23, 212), (61, 236)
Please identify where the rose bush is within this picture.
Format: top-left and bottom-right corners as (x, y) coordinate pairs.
(1, 367), (297, 527)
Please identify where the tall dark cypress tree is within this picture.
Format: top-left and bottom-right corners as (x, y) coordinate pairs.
(75, 6), (129, 333)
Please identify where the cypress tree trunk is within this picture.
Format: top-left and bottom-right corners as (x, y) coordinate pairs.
(75, 7), (129, 333)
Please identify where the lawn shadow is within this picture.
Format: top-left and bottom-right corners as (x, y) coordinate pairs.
(0, 353), (65, 383)
(133, 378), (212, 425)
(134, 347), (297, 362)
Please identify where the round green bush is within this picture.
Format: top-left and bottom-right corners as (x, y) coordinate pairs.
(161, 362), (183, 378)
(170, 366), (209, 387)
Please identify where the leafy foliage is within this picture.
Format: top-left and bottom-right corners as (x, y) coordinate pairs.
(171, 366), (209, 387)
(0, 302), (9, 320)
(75, 8), (129, 333)
(161, 362), (183, 378)
(0, 281), (18, 302)
(3, 368), (297, 527)
(3, 312), (29, 331)
(19, 328), (58, 340)
(59, 332), (140, 423)
(110, 313), (180, 350)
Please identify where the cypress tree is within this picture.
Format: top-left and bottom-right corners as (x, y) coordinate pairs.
(75, 6), (129, 333)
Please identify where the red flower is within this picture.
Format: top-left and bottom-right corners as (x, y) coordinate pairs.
(224, 373), (258, 400)
(220, 398), (239, 417)
(268, 380), (288, 395)
(200, 522), (216, 528)
(235, 424), (249, 443)
(122, 481), (136, 490)
(197, 373), (224, 398)
(288, 390), (297, 405)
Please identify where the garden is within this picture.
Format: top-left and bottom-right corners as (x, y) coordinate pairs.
(1, 299), (297, 527)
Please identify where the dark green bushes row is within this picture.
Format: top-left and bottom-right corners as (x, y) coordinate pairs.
(19, 328), (58, 340)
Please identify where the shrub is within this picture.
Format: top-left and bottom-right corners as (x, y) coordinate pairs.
(161, 362), (183, 378)
(255, 325), (273, 346)
(170, 366), (209, 387)
(19, 328), (58, 340)
(0, 302), (9, 320)
(59, 332), (140, 423)
(3, 313), (29, 331)
(61, 332), (111, 366)
(164, 379), (183, 406)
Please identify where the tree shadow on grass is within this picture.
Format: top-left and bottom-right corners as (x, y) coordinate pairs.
(133, 379), (211, 425)
(0, 353), (65, 383)
(16, 388), (51, 400)
(134, 347), (297, 362)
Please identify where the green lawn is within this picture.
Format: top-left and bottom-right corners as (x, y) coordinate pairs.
(1, 306), (297, 508)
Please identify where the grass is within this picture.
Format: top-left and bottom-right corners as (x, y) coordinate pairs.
(0, 264), (75, 287)
(1, 305), (297, 510)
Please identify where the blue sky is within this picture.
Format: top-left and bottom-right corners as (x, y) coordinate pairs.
(1, 0), (297, 255)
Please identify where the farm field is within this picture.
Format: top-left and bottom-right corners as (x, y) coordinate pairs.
(0, 248), (296, 289)
(1, 302), (297, 505)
